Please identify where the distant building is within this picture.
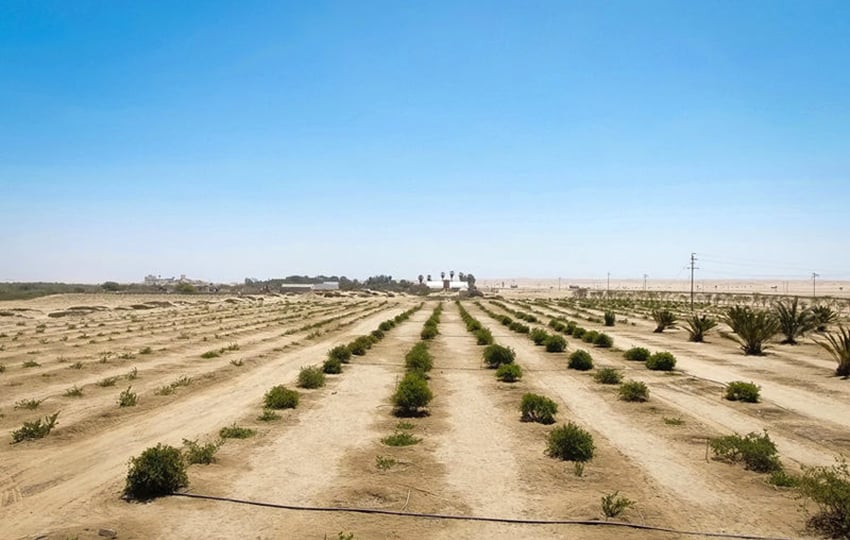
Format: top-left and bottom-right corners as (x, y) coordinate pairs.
(312, 282), (340, 291)
(425, 280), (469, 291)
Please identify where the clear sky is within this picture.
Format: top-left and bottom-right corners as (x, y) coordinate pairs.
(1, 1), (848, 283)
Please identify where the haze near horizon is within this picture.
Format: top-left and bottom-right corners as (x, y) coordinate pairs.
(2, 1), (848, 283)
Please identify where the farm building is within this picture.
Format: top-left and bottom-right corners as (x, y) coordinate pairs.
(426, 280), (469, 291)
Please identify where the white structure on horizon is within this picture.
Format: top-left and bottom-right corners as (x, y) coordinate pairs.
(426, 280), (468, 291)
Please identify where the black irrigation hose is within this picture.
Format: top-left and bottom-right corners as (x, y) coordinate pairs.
(171, 493), (794, 540)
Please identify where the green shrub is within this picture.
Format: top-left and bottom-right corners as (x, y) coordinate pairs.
(474, 328), (494, 345)
(603, 311), (616, 327)
(798, 459), (850, 538)
(200, 350), (221, 359)
(22, 360), (40, 368)
(594, 367), (622, 385)
(544, 334), (567, 353)
(348, 336), (373, 356)
(818, 325), (850, 377)
(812, 305), (838, 332)
(378, 320), (395, 332)
(572, 327), (586, 339)
(10, 411), (60, 443)
(547, 422), (595, 462)
(219, 424), (256, 439)
(420, 324), (438, 340)
(328, 344), (352, 363)
(565, 321), (577, 335)
(182, 438), (221, 465)
(483, 344), (516, 368)
(582, 330), (599, 344)
(724, 381), (761, 403)
(619, 380), (649, 402)
(264, 385), (299, 409)
(405, 342), (433, 373)
(297, 366), (326, 389)
(530, 328), (549, 345)
(124, 443), (187, 500)
(601, 491), (634, 518)
(118, 386), (138, 407)
(257, 409), (280, 421)
(768, 469), (800, 488)
(323, 357), (343, 374)
(392, 373), (433, 417)
(709, 431), (781, 472)
(64, 385), (84, 397)
(646, 352), (676, 371)
(97, 376), (119, 387)
(593, 333), (613, 348)
(382, 431), (420, 446)
(14, 398), (42, 410)
(652, 310), (677, 333)
(520, 393), (557, 424)
(371, 329), (385, 340)
(139, 346), (153, 355)
(509, 321), (530, 334)
(496, 363), (523, 382)
(624, 347), (651, 362)
(568, 350), (593, 371)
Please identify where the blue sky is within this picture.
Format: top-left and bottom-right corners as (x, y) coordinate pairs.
(1, 1), (848, 283)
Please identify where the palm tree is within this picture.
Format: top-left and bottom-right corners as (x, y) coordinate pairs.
(450, 270), (455, 280)
(426, 274), (432, 282)
(724, 306), (780, 355)
(816, 326), (850, 377)
(652, 310), (677, 333)
(811, 305), (838, 332)
(685, 314), (718, 342)
(440, 271), (446, 280)
(458, 272), (466, 282)
(774, 298), (815, 345)
(417, 274), (424, 285)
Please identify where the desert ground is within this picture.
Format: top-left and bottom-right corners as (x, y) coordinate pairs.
(1, 289), (848, 539)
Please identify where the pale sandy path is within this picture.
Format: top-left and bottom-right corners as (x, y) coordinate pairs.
(0, 303), (411, 539)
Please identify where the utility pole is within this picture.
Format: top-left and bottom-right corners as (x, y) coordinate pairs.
(607, 272), (610, 297)
(643, 274), (648, 292)
(812, 272), (819, 298)
(688, 253), (699, 310)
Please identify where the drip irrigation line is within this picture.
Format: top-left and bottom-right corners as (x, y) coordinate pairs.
(171, 492), (793, 540)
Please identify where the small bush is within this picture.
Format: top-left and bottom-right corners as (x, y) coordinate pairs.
(603, 312), (616, 327)
(297, 366), (326, 389)
(530, 328), (549, 345)
(572, 327), (587, 339)
(619, 380), (649, 402)
(496, 363), (523, 382)
(520, 393), (557, 424)
(257, 409), (280, 421)
(14, 398), (43, 410)
(624, 347), (651, 362)
(118, 386), (138, 407)
(382, 431), (420, 446)
(646, 352), (676, 371)
(547, 422), (595, 462)
(601, 491), (634, 518)
(219, 424), (256, 439)
(127, 367), (138, 380)
(544, 334), (567, 353)
(420, 324), (438, 340)
(124, 443), (187, 500)
(98, 376), (119, 387)
(200, 350), (221, 359)
(509, 321), (530, 334)
(483, 344), (515, 368)
(393, 373), (433, 416)
(724, 381), (761, 403)
(230, 359), (243, 367)
(768, 469), (800, 488)
(264, 385), (299, 409)
(474, 327), (494, 345)
(22, 360), (40, 368)
(64, 385), (84, 397)
(378, 321), (394, 332)
(709, 431), (781, 472)
(139, 346), (153, 355)
(376, 455), (397, 470)
(348, 336), (373, 356)
(371, 329), (385, 341)
(328, 345), (352, 363)
(405, 342), (433, 374)
(593, 333), (613, 348)
(594, 368), (622, 384)
(582, 330), (599, 344)
(10, 411), (60, 443)
(322, 357), (343, 374)
(568, 350), (593, 371)
(663, 416), (684, 426)
(182, 438), (221, 465)
(798, 459), (850, 538)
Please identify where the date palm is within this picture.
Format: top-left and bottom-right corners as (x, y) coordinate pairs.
(811, 305), (838, 332)
(774, 298), (815, 345)
(817, 326), (850, 377)
(724, 306), (780, 355)
(652, 310), (677, 333)
(685, 314), (717, 343)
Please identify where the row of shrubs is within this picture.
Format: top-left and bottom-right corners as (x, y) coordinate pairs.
(457, 301), (494, 345)
(392, 305), (440, 417)
(623, 347), (677, 371)
(548, 318), (613, 348)
(125, 303), (425, 500)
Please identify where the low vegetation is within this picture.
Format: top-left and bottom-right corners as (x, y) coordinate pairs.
(724, 306), (780, 355)
(382, 431), (420, 447)
(496, 363), (522, 382)
(568, 350), (593, 371)
(775, 298), (815, 345)
(544, 334), (567, 353)
(652, 309), (676, 333)
(817, 325), (850, 377)
(601, 491), (634, 519)
(297, 366), (326, 389)
(594, 367), (622, 384)
(118, 386), (138, 407)
(619, 380), (649, 402)
(624, 347), (650, 362)
(685, 314), (718, 342)
(124, 443), (187, 500)
(520, 393), (557, 424)
(709, 431), (781, 472)
(483, 344), (515, 368)
(182, 438), (222, 465)
(547, 422), (595, 462)
(724, 381), (761, 403)
(11, 411), (60, 443)
(392, 372), (432, 417)
(264, 385), (299, 409)
(219, 424), (256, 439)
(646, 351), (676, 371)
(798, 459), (850, 538)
